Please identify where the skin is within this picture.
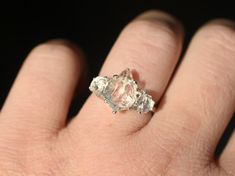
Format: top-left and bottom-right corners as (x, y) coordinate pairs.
(0, 10), (235, 176)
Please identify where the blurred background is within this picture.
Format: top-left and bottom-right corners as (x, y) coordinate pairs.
(0, 0), (234, 155)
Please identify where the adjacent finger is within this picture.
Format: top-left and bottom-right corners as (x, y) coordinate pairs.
(0, 40), (84, 138)
(146, 20), (235, 164)
(69, 11), (183, 135)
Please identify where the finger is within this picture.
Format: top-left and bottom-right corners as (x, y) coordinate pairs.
(146, 20), (235, 164)
(0, 40), (84, 138)
(69, 11), (183, 135)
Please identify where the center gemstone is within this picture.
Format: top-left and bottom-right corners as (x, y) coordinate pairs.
(108, 70), (137, 111)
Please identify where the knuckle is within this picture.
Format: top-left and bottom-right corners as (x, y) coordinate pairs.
(195, 20), (235, 90)
(198, 20), (235, 54)
(198, 75), (235, 118)
(28, 40), (81, 66)
(123, 18), (180, 51)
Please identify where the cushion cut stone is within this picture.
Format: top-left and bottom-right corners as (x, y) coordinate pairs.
(109, 69), (137, 111)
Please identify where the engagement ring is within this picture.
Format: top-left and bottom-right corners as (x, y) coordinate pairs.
(89, 69), (155, 114)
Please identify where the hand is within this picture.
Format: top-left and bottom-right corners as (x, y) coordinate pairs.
(0, 10), (235, 176)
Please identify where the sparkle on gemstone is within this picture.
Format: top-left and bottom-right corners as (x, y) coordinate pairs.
(89, 69), (155, 114)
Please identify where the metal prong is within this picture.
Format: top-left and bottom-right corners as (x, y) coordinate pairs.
(113, 74), (118, 79)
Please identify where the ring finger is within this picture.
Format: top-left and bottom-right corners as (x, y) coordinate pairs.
(69, 10), (184, 135)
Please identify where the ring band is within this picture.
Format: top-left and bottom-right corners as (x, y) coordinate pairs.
(89, 68), (155, 114)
